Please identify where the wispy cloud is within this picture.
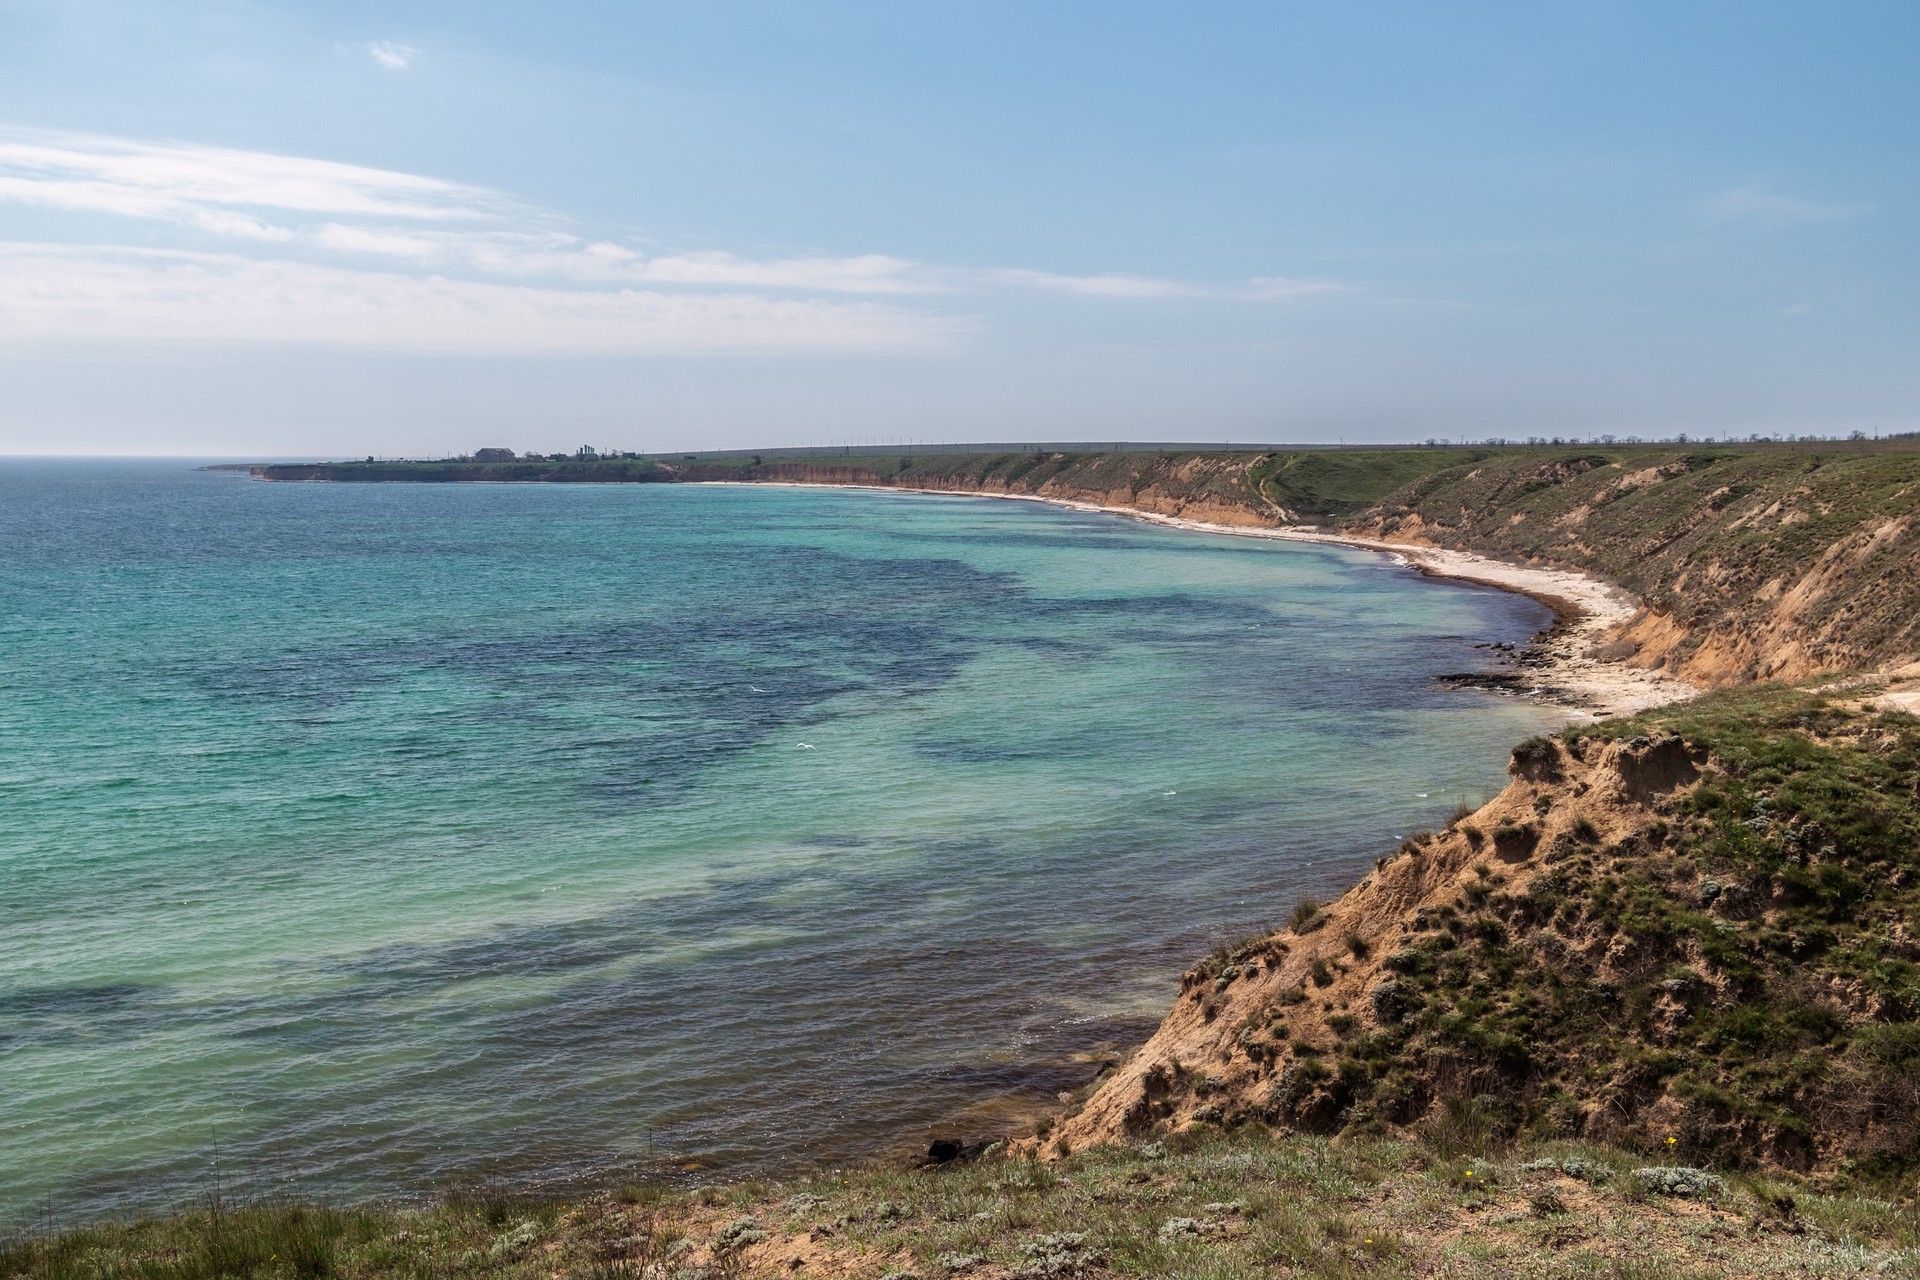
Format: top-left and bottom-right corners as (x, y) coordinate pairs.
(1698, 186), (1874, 228)
(367, 41), (420, 71)
(1245, 275), (1347, 299)
(632, 250), (931, 294)
(0, 244), (956, 353)
(0, 127), (497, 225)
(982, 268), (1200, 298)
(0, 125), (1343, 354)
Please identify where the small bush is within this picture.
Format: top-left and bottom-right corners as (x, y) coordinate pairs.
(1630, 1167), (1725, 1198)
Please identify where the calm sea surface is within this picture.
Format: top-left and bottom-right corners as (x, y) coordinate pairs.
(0, 460), (1562, 1222)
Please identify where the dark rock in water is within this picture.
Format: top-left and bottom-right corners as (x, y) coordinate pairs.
(926, 1139), (964, 1163)
(1434, 671), (1526, 691)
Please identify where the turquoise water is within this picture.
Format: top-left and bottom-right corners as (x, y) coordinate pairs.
(0, 461), (1561, 1222)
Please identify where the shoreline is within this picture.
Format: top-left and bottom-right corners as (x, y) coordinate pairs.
(700, 480), (1697, 719)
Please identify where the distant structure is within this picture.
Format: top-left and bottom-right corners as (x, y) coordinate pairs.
(474, 447), (516, 462)
(576, 445), (598, 459)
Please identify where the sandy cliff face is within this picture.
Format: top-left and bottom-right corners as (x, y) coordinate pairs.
(714, 455), (1285, 528)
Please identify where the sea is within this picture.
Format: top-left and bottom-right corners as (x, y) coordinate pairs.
(0, 459), (1564, 1224)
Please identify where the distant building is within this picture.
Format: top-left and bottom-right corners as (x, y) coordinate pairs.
(576, 445), (598, 459)
(474, 447), (516, 462)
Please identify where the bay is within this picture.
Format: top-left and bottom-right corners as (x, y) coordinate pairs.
(0, 460), (1561, 1221)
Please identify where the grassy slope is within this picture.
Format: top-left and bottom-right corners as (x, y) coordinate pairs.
(1344, 689), (1920, 1172)
(1247, 447), (1494, 518)
(1344, 447), (1920, 680)
(10, 1130), (1920, 1280)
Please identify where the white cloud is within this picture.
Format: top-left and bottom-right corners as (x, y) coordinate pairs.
(289, 226), (1217, 299)
(634, 251), (930, 293)
(312, 223), (440, 258)
(0, 127), (498, 229)
(0, 125), (1346, 355)
(367, 41), (420, 71)
(983, 267), (1198, 298)
(1698, 187), (1874, 227)
(0, 243), (959, 353)
(1246, 275), (1347, 299)
(191, 209), (295, 242)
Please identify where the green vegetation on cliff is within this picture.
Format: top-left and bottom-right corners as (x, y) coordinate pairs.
(1252, 688), (1920, 1174)
(1248, 447), (1494, 518)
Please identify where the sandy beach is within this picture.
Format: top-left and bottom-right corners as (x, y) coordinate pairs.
(708, 481), (1699, 720)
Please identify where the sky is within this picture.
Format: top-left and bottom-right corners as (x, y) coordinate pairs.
(0, 1), (1914, 456)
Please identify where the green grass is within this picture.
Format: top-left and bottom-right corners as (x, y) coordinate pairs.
(1247, 447), (1492, 517)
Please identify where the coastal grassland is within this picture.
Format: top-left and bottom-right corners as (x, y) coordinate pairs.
(10, 1129), (1920, 1280)
(1246, 447), (1493, 519)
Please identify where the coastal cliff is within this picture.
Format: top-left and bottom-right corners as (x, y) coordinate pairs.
(1339, 450), (1920, 688)
(711, 454), (1284, 528)
(1041, 686), (1920, 1174)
